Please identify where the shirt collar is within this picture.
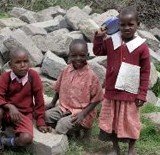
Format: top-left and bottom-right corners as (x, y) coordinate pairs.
(111, 31), (146, 53)
(10, 71), (28, 86)
(68, 64), (89, 76)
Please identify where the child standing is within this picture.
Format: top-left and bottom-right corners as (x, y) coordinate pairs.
(45, 39), (103, 138)
(0, 49), (51, 150)
(93, 7), (150, 155)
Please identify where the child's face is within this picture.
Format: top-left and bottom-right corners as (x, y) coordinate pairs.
(119, 14), (138, 41)
(69, 44), (87, 70)
(10, 52), (30, 78)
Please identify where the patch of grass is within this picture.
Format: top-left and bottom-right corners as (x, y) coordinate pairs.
(141, 103), (160, 113)
(0, 12), (9, 18)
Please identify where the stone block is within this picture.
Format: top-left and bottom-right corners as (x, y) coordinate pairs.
(4, 29), (43, 66)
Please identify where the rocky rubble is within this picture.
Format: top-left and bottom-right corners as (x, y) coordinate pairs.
(0, 5), (160, 154)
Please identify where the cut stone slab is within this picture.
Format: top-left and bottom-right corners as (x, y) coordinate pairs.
(21, 25), (47, 36)
(32, 127), (68, 155)
(90, 13), (101, 20)
(65, 6), (90, 30)
(79, 19), (99, 41)
(146, 90), (158, 104)
(144, 112), (160, 129)
(31, 35), (48, 53)
(46, 33), (73, 57)
(149, 62), (158, 89)
(0, 17), (27, 29)
(88, 61), (106, 87)
(138, 30), (160, 51)
(37, 6), (66, 19)
(4, 29), (43, 66)
(41, 51), (67, 79)
(149, 48), (160, 64)
(9, 7), (28, 18)
(82, 5), (92, 15)
(30, 19), (60, 33)
(93, 9), (119, 26)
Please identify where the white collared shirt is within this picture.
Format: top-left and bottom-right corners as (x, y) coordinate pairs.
(10, 71), (28, 86)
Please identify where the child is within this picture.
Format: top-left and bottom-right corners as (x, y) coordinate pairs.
(45, 39), (103, 138)
(0, 49), (51, 150)
(93, 7), (150, 155)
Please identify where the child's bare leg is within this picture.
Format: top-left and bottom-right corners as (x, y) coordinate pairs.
(128, 139), (136, 155)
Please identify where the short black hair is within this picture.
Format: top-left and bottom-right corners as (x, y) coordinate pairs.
(69, 39), (88, 53)
(9, 48), (28, 62)
(119, 6), (139, 25)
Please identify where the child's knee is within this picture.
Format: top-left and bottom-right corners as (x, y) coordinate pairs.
(18, 133), (33, 146)
(45, 111), (51, 122)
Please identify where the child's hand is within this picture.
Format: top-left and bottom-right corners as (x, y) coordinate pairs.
(95, 27), (107, 37)
(71, 112), (85, 125)
(38, 125), (52, 133)
(135, 99), (144, 107)
(8, 104), (22, 123)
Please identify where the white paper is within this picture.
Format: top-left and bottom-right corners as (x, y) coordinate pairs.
(115, 62), (140, 94)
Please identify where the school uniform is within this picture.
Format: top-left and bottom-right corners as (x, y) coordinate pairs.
(45, 64), (103, 134)
(93, 32), (150, 140)
(0, 69), (45, 137)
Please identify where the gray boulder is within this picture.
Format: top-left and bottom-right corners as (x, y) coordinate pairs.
(89, 56), (107, 68)
(31, 35), (48, 53)
(88, 61), (106, 87)
(150, 27), (160, 41)
(79, 19), (99, 41)
(32, 127), (68, 155)
(146, 90), (158, 104)
(4, 29), (43, 66)
(156, 98), (160, 107)
(138, 30), (160, 52)
(67, 31), (84, 40)
(41, 51), (67, 79)
(0, 18), (26, 29)
(21, 25), (47, 36)
(37, 6), (66, 19)
(65, 6), (90, 30)
(48, 28), (69, 37)
(93, 9), (119, 26)
(46, 33), (73, 57)
(30, 19), (60, 33)
(82, 5), (92, 15)
(9, 7), (28, 18)
(149, 63), (158, 89)
(0, 27), (13, 62)
(149, 48), (160, 64)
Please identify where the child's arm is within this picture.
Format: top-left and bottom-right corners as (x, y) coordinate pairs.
(45, 92), (59, 110)
(72, 74), (103, 125)
(136, 44), (150, 106)
(71, 101), (100, 125)
(93, 28), (108, 56)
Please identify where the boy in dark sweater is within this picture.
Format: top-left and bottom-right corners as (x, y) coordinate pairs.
(0, 49), (51, 150)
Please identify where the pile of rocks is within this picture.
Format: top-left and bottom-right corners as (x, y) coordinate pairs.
(0, 5), (160, 154)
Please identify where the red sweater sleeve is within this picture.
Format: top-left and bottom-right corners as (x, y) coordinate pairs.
(93, 34), (108, 56)
(0, 72), (10, 106)
(30, 70), (46, 127)
(137, 44), (150, 102)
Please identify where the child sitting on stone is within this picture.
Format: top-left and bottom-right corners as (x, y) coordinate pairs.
(0, 48), (51, 151)
(45, 39), (103, 139)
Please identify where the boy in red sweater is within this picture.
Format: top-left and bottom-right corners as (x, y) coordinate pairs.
(0, 49), (51, 150)
(93, 7), (150, 155)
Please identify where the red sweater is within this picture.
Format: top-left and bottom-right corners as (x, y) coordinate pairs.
(93, 36), (150, 102)
(0, 69), (45, 126)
